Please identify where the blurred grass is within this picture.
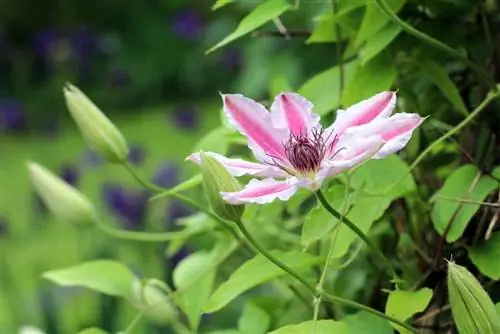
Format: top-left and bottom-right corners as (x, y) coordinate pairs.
(0, 102), (220, 333)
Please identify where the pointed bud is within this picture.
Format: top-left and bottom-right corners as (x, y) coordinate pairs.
(63, 83), (128, 163)
(200, 152), (244, 221)
(447, 261), (500, 334)
(129, 279), (177, 326)
(27, 162), (96, 225)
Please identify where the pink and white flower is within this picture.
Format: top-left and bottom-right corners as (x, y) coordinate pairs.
(187, 92), (424, 205)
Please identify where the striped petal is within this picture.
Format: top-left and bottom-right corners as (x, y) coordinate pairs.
(221, 178), (298, 205)
(344, 113), (424, 158)
(332, 91), (396, 135)
(222, 94), (288, 163)
(186, 151), (288, 178)
(270, 93), (320, 136)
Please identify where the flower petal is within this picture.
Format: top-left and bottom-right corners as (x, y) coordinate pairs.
(186, 151), (288, 178)
(222, 94), (288, 162)
(221, 178), (298, 205)
(332, 91), (396, 135)
(270, 93), (320, 136)
(344, 113), (424, 158)
(318, 135), (384, 181)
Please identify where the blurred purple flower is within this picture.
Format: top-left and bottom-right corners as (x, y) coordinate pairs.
(221, 49), (242, 72)
(0, 99), (26, 133)
(59, 164), (79, 186)
(172, 11), (204, 39)
(70, 28), (100, 60)
(108, 67), (132, 88)
(154, 163), (179, 188)
(33, 29), (62, 58)
(82, 149), (103, 168)
(103, 184), (149, 230)
(128, 145), (146, 166)
(171, 106), (199, 130)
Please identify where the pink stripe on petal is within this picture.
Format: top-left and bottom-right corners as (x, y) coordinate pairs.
(271, 93), (319, 136)
(223, 95), (286, 159)
(222, 178), (298, 205)
(379, 114), (423, 141)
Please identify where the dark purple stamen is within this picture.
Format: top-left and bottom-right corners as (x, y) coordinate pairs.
(284, 128), (329, 174)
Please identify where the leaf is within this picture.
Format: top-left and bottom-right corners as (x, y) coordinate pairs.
(343, 311), (393, 334)
(173, 242), (233, 330)
(77, 328), (108, 334)
(207, 0), (291, 53)
(238, 303), (271, 334)
(204, 251), (320, 313)
(469, 232), (500, 280)
(43, 260), (134, 297)
(307, 14), (351, 44)
(355, 0), (406, 46)
(298, 61), (358, 116)
(269, 72), (292, 98)
(149, 174), (202, 201)
(213, 0), (232, 10)
(194, 127), (230, 155)
(421, 60), (468, 116)
(431, 165), (497, 242)
(362, 23), (402, 65)
(341, 52), (396, 107)
(385, 288), (433, 333)
(269, 320), (350, 334)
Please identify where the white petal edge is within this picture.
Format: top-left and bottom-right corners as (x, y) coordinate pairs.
(221, 178), (298, 205)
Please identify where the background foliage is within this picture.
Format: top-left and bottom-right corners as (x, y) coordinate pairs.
(2, 0), (500, 333)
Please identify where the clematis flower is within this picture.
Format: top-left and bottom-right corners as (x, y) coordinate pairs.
(187, 92), (424, 205)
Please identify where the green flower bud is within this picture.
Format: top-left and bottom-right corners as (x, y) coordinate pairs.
(447, 261), (500, 334)
(27, 162), (96, 225)
(129, 279), (177, 326)
(63, 83), (128, 163)
(200, 152), (244, 222)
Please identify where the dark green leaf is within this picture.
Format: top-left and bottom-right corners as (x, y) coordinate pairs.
(362, 23), (402, 64)
(238, 303), (271, 334)
(469, 232), (500, 280)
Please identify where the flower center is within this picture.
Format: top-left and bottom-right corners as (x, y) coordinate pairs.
(284, 130), (326, 175)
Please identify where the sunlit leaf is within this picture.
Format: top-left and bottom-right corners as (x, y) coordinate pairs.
(421, 60), (468, 116)
(341, 52), (396, 107)
(269, 320), (350, 334)
(385, 288), (433, 333)
(213, 0), (232, 10)
(431, 165), (497, 242)
(194, 127), (230, 155)
(43, 260), (134, 297)
(238, 303), (271, 334)
(361, 23), (402, 65)
(207, 0), (291, 53)
(298, 61), (358, 116)
(204, 251), (320, 313)
(77, 328), (108, 334)
(355, 0), (406, 46)
(469, 232), (500, 280)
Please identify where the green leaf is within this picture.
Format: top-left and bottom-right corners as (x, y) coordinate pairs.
(355, 0), (406, 46)
(194, 127), (230, 155)
(469, 232), (500, 280)
(238, 303), (271, 334)
(421, 60), (468, 116)
(269, 72), (292, 98)
(361, 23), (402, 65)
(431, 165), (497, 242)
(207, 0), (291, 53)
(269, 320), (350, 334)
(205, 251), (320, 313)
(173, 241), (234, 330)
(298, 60), (358, 116)
(213, 0), (232, 10)
(343, 311), (393, 334)
(77, 328), (108, 334)
(341, 52), (396, 107)
(43, 260), (134, 297)
(385, 288), (433, 333)
(307, 14), (351, 44)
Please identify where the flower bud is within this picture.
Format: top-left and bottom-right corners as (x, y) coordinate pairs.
(27, 162), (96, 225)
(63, 83), (128, 163)
(200, 152), (244, 221)
(447, 261), (500, 334)
(129, 279), (177, 326)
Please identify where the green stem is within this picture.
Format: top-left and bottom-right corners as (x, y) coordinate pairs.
(122, 162), (246, 247)
(322, 293), (419, 334)
(123, 312), (144, 334)
(234, 219), (316, 296)
(374, 0), (497, 91)
(315, 189), (398, 279)
(234, 219), (417, 332)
